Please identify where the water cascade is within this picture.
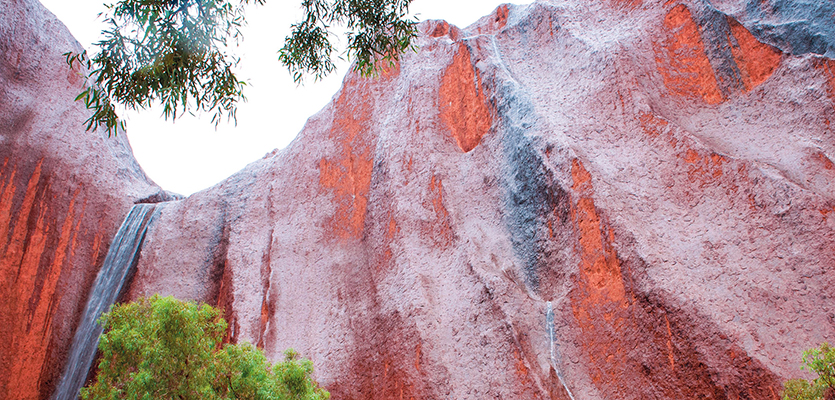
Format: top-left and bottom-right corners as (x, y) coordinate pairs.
(52, 204), (160, 400)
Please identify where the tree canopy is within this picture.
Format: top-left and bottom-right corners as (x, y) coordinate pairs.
(80, 295), (329, 400)
(66, 0), (417, 135)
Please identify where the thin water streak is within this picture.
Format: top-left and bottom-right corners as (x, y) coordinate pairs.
(547, 301), (576, 400)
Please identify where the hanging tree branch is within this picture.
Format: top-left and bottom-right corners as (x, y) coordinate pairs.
(66, 0), (417, 136)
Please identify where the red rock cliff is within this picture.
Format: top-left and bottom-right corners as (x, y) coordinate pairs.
(128, 1), (835, 398)
(0, 1), (170, 398)
(6, 0), (835, 398)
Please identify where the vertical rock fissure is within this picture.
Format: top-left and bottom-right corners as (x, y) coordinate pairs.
(52, 204), (160, 400)
(547, 301), (575, 400)
(257, 227), (273, 350)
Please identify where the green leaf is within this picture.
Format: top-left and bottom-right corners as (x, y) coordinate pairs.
(74, 89), (90, 102)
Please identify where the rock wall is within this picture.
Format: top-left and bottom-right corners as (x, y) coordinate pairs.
(0, 1), (169, 398)
(128, 1), (835, 399)
(5, 0), (835, 398)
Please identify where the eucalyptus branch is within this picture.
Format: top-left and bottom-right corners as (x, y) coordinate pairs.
(69, 0), (416, 137)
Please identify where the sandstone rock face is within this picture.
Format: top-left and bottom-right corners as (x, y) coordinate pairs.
(0, 1), (169, 398)
(127, 0), (835, 398)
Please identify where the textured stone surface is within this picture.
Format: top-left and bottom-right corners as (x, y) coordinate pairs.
(708, 0), (835, 58)
(128, 1), (835, 399)
(6, 0), (835, 398)
(0, 1), (169, 398)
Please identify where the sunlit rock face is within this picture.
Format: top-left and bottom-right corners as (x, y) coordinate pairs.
(127, 0), (835, 398)
(0, 1), (168, 398)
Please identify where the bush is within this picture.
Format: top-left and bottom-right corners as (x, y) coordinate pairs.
(80, 295), (329, 400)
(783, 343), (835, 400)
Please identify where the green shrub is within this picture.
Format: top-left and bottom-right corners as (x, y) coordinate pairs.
(783, 378), (826, 400)
(783, 343), (835, 400)
(80, 294), (329, 400)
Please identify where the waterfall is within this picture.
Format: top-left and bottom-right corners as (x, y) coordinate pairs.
(52, 204), (160, 400)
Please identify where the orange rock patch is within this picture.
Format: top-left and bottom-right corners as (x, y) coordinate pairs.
(0, 161), (92, 399)
(656, 4), (724, 104)
(473, 5), (510, 35)
(681, 148), (728, 184)
(319, 86), (376, 240)
(570, 160), (626, 304)
(816, 58), (835, 98)
(813, 150), (835, 170)
(727, 17), (781, 91)
(425, 20), (462, 41)
(639, 112), (669, 137)
(439, 43), (492, 153)
(495, 5), (509, 30)
(568, 159), (640, 392)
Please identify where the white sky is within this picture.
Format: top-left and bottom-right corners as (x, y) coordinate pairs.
(39, 0), (513, 195)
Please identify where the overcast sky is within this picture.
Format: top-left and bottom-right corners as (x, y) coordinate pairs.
(38, 0), (514, 195)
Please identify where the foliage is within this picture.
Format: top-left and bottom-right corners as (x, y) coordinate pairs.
(80, 295), (329, 400)
(783, 379), (826, 400)
(783, 343), (835, 400)
(65, 0), (417, 136)
(278, 0), (416, 81)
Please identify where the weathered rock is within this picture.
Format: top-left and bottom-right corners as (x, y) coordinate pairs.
(709, 0), (835, 58)
(0, 1), (168, 398)
(127, 0), (835, 399)
(5, 0), (835, 398)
